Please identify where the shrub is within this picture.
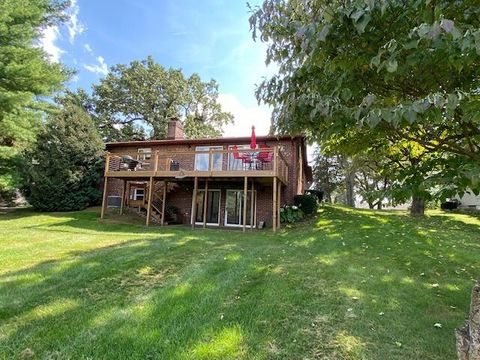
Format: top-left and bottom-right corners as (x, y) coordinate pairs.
(294, 194), (318, 215)
(280, 204), (304, 223)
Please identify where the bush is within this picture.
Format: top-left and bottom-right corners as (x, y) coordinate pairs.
(294, 194), (318, 215)
(305, 189), (324, 202)
(280, 204), (304, 223)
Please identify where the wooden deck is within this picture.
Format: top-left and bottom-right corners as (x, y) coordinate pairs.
(104, 147), (289, 184)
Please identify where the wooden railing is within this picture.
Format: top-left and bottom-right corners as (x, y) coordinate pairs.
(105, 147), (289, 183)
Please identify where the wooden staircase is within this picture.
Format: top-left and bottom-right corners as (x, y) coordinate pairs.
(127, 180), (178, 225)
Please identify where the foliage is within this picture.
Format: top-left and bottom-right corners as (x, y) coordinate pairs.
(304, 189), (324, 202)
(0, 0), (70, 199)
(250, 0), (480, 214)
(293, 194), (317, 215)
(25, 101), (104, 211)
(280, 203), (304, 223)
(91, 57), (233, 141)
(0, 206), (478, 359)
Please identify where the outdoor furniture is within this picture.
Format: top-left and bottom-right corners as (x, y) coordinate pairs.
(122, 155), (139, 171)
(256, 144), (273, 169)
(232, 145), (252, 170)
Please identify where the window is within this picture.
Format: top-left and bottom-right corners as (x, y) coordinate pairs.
(194, 146), (223, 171)
(137, 148), (152, 161)
(133, 188), (145, 201)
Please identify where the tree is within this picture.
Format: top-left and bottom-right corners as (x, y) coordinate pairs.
(92, 57), (233, 141)
(249, 0), (480, 215)
(0, 0), (70, 200)
(25, 101), (104, 211)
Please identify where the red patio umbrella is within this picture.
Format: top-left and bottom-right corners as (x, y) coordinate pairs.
(250, 125), (257, 149)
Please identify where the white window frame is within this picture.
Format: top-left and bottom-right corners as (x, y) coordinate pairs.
(137, 148), (152, 161)
(193, 189), (221, 226)
(194, 146), (223, 171)
(224, 189), (257, 227)
(133, 188), (145, 201)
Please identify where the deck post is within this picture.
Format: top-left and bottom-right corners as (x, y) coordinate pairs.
(203, 179), (209, 228)
(146, 177), (154, 226)
(100, 176), (108, 219)
(120, 179), (126, 215)
(161, 181), (167, 226)
(154, 150), (159, 172)
(243, 176), (248, 232)
(272, 177), (277, 232)
(273, 146), (278, 177)
(250, 180), (255, 229)
(277, 183), (281, 229)
(191, 177), (198, 229)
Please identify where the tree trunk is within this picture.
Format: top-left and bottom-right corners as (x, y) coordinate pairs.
(345, 172), (355, 207)
(456, 280), (480, 360)
(377, 202), (382, 210)
(411, 196), (425, 215)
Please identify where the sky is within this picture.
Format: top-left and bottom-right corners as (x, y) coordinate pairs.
(39, 0), (278, 137)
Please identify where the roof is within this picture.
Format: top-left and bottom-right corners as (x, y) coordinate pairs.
(105, 135), (305, 149)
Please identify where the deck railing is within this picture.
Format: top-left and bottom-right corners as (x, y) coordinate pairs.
(105, 147), (289, 183)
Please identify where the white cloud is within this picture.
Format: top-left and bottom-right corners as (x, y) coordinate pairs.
(219, 93), (272, 137)
(83, 56), (108, 75)
(84, 43), (93, 53)
(38, 26), (65, 63)
(66, 0), (85, 43)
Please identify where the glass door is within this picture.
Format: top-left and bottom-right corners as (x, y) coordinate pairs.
(195, 190), (221, 225)
(225, 190), (255, 226)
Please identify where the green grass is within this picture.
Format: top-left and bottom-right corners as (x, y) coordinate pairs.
(0, 206), (479, 359)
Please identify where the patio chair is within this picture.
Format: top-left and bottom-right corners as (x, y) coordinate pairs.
(256, 144), (273, 169)
(232, 145), (253, 170)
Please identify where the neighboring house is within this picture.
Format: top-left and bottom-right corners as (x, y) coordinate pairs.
(455, 191), (480, 209)
(101, 119), (312, 232)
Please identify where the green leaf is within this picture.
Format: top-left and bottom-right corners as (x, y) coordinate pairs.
(318, 24), (331, 42)
(404, 39), (419, 49)
(386, 59), (398, 73)
(355, 13), (372, 34)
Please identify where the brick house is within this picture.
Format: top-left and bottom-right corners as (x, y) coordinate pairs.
(100, 119), (312, 232)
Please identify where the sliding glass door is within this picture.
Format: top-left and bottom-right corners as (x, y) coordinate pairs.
(195, 190), (221, 225)
(225, 190), (256, 226)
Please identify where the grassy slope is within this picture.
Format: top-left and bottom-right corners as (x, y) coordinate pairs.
(0, 206), (479, 359)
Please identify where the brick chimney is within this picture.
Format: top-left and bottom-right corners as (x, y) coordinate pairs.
(167, 117), (184, 140)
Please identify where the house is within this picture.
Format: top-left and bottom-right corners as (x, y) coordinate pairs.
(455, 191), (480, 209)
(100, 119), (312, 232)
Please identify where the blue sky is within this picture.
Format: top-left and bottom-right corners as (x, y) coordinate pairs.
(39, 0), (277, 136)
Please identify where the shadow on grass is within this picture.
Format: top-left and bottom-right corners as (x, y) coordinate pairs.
(0, 205), (478, 359)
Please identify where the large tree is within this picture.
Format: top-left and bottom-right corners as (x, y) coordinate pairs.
(92, 57), (233, 141)
(25, 100), (104, 211)
(250, 0), (480, 214)
(0, 0), (70, 200)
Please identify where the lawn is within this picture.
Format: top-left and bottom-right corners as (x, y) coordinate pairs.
(0, 206), (479, 359)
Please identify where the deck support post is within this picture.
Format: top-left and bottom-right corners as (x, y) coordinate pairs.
(203, 179), (209, 228)
(120, 179), (126, 215)
(161, 181), (167, 226)
(250, 180), (255, 229)
(277, 182), (281, 230)
(146, 177), (154, 226)
(191, 177), (198, 229)
(100, 176), (108, 219)
(243, 176), (248, 232)
(272, 177), (277, 232)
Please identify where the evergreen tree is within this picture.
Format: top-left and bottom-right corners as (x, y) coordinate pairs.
(25, 102), (104, 211)
(0, 0), (70, 200)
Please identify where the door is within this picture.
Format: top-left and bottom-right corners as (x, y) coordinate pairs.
(195, 190), (221, 225)
(225, 190), (256, 226)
